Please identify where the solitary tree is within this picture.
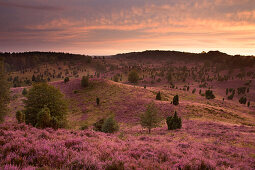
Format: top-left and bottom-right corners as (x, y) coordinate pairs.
(173, 95), (179, 105)
(24, 82), (68, 129)
(64, 77), (69, 83)
(205, 90), (215, 99)
(166, 111), (182, 130)
(128, 70), (139, 84)
(0, 59), (10, 123)
(156, 91), (161, 100)
(140, 102), (161, 134)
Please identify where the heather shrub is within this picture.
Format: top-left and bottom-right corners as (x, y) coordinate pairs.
(22, 88), (28, 96)
(105, 161), (125, 170)
(64, 77), (69, 83)
(102, 115), (119, 133)
(93, 118), (105, 131)
(140, 102), (161, 134)
(205, 90), (215, 99)
(0, 59), (10, 123)
(81, 76), (89, 87)
(24, 82), (68, 129)
(128, 70), (139, 84)
(156, 91), (161, 100)
(239, 96), (247, 104)
(96, 97), (100, 106)
(16, 111), (25, 123)
(166, 111), (182, 130)
(36, 106), (51, 129)
(173, 95), (179, 105)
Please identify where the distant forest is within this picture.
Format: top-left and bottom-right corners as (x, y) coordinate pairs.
(112, 50), (255, 68)
(1, 51), (254, 72)
(0, 52), (92, 72)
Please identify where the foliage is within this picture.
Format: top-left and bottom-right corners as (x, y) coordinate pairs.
(80, 124), (88, 130)
(36, 106), (52, 129)
(140, 102), (161, 133)
(22, 88), (28, 96)
(128, 70), (139, 84)
(173, 95), (179, 105)
(166, 111), (182, 130)
(16, 111), (25, 124)
(0, 59), (10, 123)
(96, 97), (100, 106)
(156, 91), (161, 100)
(102, 115), (119, 133)
(24, 82), (68, 129)
(205, 90), (215, 99)
(81, 76), (89, 87)
(247, 101), (250, 107)
(239, 96), (247, 104)
(64, 77), (69, 83)
(93, 118), (105, 131)
(192, 88), (196, 94)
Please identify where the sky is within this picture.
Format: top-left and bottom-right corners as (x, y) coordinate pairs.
(0, 0), (255, 56)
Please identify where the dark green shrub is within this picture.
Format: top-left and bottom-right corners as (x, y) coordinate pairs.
(93, 118), (105, 131)
(22, 88), (28, 96)
(16, 111), (25, 123)
(140, 102), (161, 134)
(166, 111), (182, 130)
(24, 82), (68, 129)
(173, 95), (179, 105)
(239, 96), (247, 104)
(144, 85), (146, 89)
(156, 91), (161, 100)
(96, 97), (100, 106)
(199, 89), (202, 94)
(102, 115), (119, 133)
(226, 88), (229, 95)
(192, 88), (196, 94)
(128, 70), (139, 84)
(81, 76), (89, 87)
(247, 101), (250, 107)
(64, 77), (69, 83)
(205, 90), (215, 99)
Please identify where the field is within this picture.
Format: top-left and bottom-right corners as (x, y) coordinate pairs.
(1, 51), (255, 169)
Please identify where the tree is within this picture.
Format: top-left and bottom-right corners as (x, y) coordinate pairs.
(156, 91), (161, 100)
(173, 95), (179, 105)
(0, 59), (10, 123)
(81, 76), (89, 87)
(140, 102), (161, 134)
(96, 97), (100, 106)
(247, 101), (250, 107)
(166, 111), (182, 130)
(36, 106), (51, 128)
(102, 115), (119, 133)
(22, 88), (28, 96)
(205, 90), (215, 99)
(128, 70), (139, 84)
(239, 96), (247, 104)
(64, 77), (69, 83)
(24, 82), (68, 129)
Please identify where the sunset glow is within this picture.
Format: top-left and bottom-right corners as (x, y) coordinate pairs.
(0, 0), (255, 55)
